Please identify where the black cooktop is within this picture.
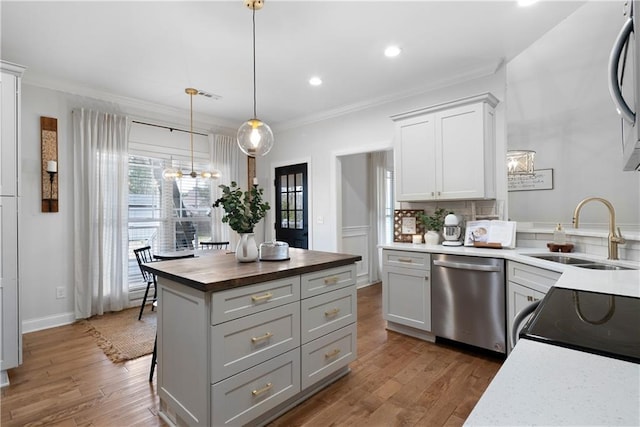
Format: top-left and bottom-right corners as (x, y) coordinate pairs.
(520, 286), (640, 364)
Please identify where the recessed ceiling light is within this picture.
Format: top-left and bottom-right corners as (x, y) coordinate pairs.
(518, 0), (538, 7)
(384, 46), (402, 58)
(309, 76), (322, 86)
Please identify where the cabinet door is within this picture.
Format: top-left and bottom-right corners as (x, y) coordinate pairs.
(383, 265), (431, 331)
(0, 196), (19, 371)
(507, 281), (545, 350)
(435, 102), (491, 200)
(394, 115), (436, 201)
(1, 72), (18, 196)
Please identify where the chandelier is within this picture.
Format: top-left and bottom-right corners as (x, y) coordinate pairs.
(163, 88), (221, 180)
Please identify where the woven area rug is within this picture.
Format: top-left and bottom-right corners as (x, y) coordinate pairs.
(82, 306), (156, 363)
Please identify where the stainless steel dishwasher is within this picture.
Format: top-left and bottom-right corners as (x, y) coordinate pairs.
(431, 254), (506, 353)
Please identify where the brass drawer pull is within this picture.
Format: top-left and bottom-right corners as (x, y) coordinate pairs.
(251, 382), (273, 397)
(324, 307), (340, 317)
(251, 292), (273, 302)
(325, 348), (341, 358)
(324, 276), (339, 285)
(397, 258), (413, 263)
(251, 332), (273, 343)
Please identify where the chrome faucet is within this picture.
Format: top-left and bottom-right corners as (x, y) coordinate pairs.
(572, 197), (626, 260)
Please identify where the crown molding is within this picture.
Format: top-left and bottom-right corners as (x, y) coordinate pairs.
(273, 60), (502, 132)
(22, 71), (238, 136)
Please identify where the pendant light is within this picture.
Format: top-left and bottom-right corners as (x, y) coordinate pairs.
(162, 88), (222, 180)
(237, 0), (274, 157)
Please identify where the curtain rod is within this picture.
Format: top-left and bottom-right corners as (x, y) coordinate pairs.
(132, 120), (208, 137)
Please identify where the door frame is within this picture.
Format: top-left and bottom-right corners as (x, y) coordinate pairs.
(333, 144), (393, 287)
(268, 157), (312, 246)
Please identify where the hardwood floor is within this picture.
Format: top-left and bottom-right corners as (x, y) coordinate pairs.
(1, 283), (502, 426)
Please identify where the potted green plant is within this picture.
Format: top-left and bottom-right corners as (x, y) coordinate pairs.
(416, 208), (450, 245)
(213, 181), (270, 262)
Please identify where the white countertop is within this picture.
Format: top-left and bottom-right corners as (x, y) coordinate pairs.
(381, 243), (640, 426)
(380, 241), (640, 273)
(464, 339), (640, 426)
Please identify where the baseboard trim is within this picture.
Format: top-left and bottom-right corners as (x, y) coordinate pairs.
(386, 321), (436, 343)
(22, 312), (76, 333)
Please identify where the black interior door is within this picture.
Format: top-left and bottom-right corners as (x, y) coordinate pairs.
(275, 163), (308, 249)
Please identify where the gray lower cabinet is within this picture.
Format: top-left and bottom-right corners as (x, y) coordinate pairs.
(157, 264), (357, 427)
(382, 250), (432, 340)
(507, 261), (561, 351)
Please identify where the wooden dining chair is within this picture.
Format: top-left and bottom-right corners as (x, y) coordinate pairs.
(133, 246), (157, 321)
(150, 301), (158, 382)
(200, 241), (229, 250)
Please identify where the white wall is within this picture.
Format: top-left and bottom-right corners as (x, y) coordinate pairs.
(261, 70), (507, 252)
(507, 1), (640, 227)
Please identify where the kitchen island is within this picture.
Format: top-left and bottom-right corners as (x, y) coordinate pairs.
(143, 248), (361, 427)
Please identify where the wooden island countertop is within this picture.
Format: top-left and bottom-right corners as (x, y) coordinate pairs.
(142, 247), (361, 292)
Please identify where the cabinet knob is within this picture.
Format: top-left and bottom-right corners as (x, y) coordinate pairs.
(431, 192), (435, 197)
(437, 191), (441, 196)
(527, 296), (533, 302)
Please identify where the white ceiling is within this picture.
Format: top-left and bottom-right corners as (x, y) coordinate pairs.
(1, 1), (585, 130)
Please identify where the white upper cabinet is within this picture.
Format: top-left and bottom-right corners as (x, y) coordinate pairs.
(392, 93), (498, 202)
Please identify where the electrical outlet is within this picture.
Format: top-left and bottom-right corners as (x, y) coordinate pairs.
(56, 287), (65, 299)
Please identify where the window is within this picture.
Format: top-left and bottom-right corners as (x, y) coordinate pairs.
(127, 155), (214, 289)
(384, 169), (395, 244)
(127, 122), (215, 290)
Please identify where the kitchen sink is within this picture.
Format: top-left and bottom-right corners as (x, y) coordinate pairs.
(527, 254), (637, 270)
(528, 254), (596, 265)
(575, 264), (634, 271)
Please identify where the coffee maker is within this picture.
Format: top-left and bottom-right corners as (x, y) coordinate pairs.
(442, 213), (463, 246)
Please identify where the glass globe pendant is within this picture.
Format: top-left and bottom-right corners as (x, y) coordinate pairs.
(237, 0), (274, 157)
(237, 118), (273, 156)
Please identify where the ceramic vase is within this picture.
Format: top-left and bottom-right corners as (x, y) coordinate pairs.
(236, 233), (259, 262)
(424, 230), (440, 245)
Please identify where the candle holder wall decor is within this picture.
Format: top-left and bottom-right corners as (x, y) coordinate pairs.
(41, 116), (59, 212)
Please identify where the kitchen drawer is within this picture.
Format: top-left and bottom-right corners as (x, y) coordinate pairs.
(301, 323), (357, 390)
(301, 264), (356, 298)
(383, 249), (430, 270)
(211, 348), (301, 426)
(301, 285), (356, 344)
(507, 261), (560, 294)
(211, 302), (300, 383)
(211, 276), (301, 325)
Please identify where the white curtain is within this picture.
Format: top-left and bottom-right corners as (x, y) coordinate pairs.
(369, 151), (390, 283)
(210, 134), (241, 246)
(73, 108), (130, 318)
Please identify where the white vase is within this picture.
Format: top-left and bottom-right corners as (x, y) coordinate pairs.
(424, 230), (440, 245)
(236, 233), (259, 262)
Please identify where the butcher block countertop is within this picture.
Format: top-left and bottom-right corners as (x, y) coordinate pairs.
(141, 248), (361, 292)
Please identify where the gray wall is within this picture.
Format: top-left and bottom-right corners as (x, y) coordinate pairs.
(341, 153), (370, 227)
(507, 1), (640, 227)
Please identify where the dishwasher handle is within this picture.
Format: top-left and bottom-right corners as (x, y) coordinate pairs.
(432, 259), (502, 272)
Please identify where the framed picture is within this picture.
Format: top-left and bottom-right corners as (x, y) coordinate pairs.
(393, 210), (425, 242)
(508, 168), (554, 192)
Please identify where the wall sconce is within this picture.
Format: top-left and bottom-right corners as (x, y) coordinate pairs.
(507, 150), (536, 176)
(41, 117), (58, 212)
